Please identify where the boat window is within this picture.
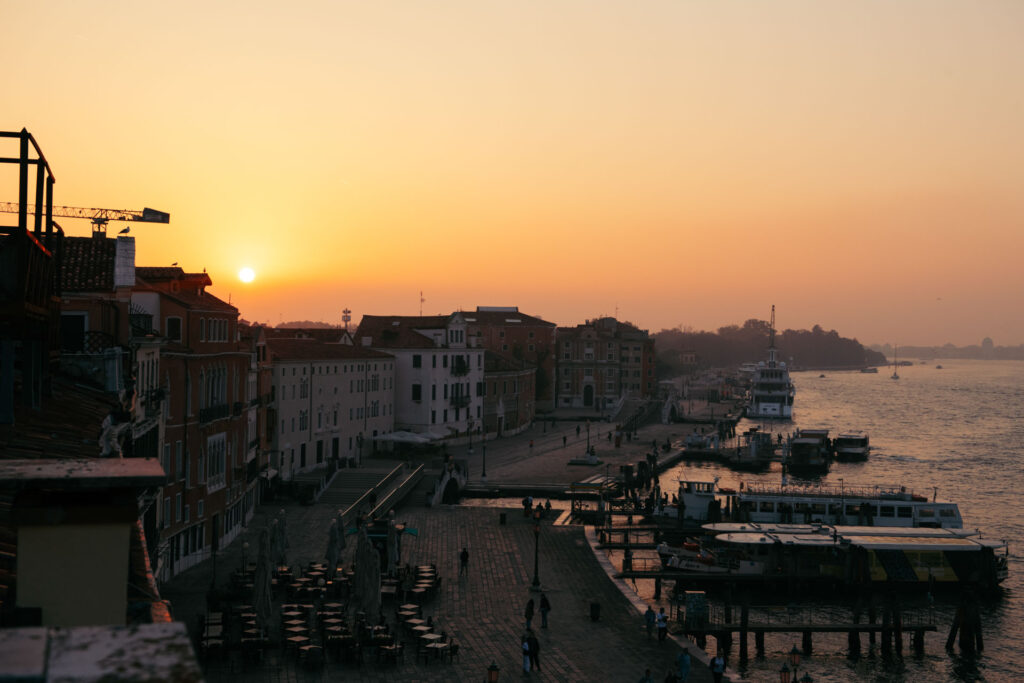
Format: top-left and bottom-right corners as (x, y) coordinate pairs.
(795, 502), (810, 513)
(845, 504), (860, 515)
(864, 505), (877, 516)
(879, 506), (895, 518)
(811, 503), (827, 514)
(759, 502), (774, 512)
(919, 508), (935, 517)
(828, 504), (841, 515)
(939, 508), (956, 518)
(897, 507), (913, 518)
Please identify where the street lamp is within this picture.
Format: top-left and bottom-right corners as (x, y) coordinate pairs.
(487, 662), (500, 682)
(531, 508), (542, 590)
(481, 443), (487, 483)
(468, 420), (475, 455)
(586, 420), (590, 454)
(779, 645), (811, 683)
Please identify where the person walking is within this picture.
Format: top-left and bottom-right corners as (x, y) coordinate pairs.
(637, 668), (655, 683)
(525, 598), (535, 630)
(526, 629), (540, 672)
(656, 607), (668, 642)
(644, 605), (656, 639)
(521, 633), (531, 673)
(539, 593), (551, 628)
(576, 424), (581, 438)
(459, 547), (469, 576)
(710, 649), (726, 683)
(676, 647), (691, 682)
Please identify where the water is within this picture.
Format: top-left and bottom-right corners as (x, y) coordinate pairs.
(656, 360), (1023, 682)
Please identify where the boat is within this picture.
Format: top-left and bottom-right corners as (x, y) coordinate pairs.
(860, 367), (878, 374)
(661, 477), (964, 528)
(745, 305), (795, 419)
(833, 431), (870, 462)
(728, 428), (776, 470)
(696, 522), (1008, 588)
(785, 428), (831, 475)
(891, 345), (900, 380)
(656, 540), (765, 575)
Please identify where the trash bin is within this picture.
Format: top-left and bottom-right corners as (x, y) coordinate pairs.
(590, 602), (601, 622)
(499, 512), (507, 525)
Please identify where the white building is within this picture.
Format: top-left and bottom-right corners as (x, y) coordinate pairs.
(265, 337), (395, 480)
(355, 313), (485, 439)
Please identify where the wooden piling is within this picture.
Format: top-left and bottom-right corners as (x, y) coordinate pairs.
(913, 629), (924, 656)
(755, 630), (765, 658)
(654, 577), (662, 600)
(881, 605), (892, 657)
(945, 605), (962, 651)
(739, 603), (749, 662)
(802, 630), (812, 656)
(868, 605), (877, 646)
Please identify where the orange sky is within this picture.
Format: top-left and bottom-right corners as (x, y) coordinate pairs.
(4, 1), (1024, 346)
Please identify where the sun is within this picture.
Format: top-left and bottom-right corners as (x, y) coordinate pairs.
(238, 267), (255, 283)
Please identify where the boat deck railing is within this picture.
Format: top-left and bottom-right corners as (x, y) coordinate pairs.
(739, 481), (922, 501)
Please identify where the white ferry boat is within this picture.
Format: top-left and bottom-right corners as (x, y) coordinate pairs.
(660, 478), (963, 528)
(745, 306), (794, 419)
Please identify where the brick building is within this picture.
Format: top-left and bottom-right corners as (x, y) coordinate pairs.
(463, 306), (556, 412)
(555, 317), (656, 410)
(482, 351), (535, 436)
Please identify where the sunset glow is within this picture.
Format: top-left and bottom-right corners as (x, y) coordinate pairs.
(4, 1), (1024, 344)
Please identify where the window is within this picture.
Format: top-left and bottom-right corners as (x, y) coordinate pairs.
(197, 499), (204, 518)
(880, 506), (895, 518)
(163, 498), (171, 528)
(184, 504), (190, 523)
(412, 384), (422, 401)
(476, 381), (484, 396)
(166, 316), (182, 342)
(206, 434), (227, 492)
(759, 501), (775, 512)
(199, 318), (206, 341)
(443, 356), (448, 368)
(432, 384), (437, 400)
(897, 506), (913, 518)
(175, 441), (184, 479)
(412, 354), (422, 368)
(431, 410), (436, 424)
(175, 493), (183, 522)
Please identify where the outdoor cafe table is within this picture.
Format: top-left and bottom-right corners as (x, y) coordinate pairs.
(426, 641), (450, 659)
(323, 602), (344, 611)
(282, 611), (303, 620)
(283, 619), (306, 628)
(411, 625), (432, 635)
(286, 626), (309, 635)
(419, 633), (442, 642)
(398, 611), (418, 619)
(399, 604), (419, 612)
(322, 618), (344, 627)
(404, 618), (425, 626)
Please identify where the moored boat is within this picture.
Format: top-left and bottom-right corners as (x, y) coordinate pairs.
(745, 305), (795, 419)
(833, 431), (870, 462)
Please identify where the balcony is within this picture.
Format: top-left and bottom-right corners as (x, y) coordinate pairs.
(450, 394), (470, 408)
(199, 403), (230, 425)
(451, 357), (469, 377)
(233, 401), (244, 416)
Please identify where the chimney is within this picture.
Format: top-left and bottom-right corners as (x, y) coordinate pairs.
(114, 236), (135, 288)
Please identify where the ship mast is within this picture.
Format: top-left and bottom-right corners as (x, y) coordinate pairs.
(767, 305), (777, 369)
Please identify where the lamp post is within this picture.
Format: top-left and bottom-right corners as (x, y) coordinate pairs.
(468, 420), (475, 455)
(487, 662), (500, 682)
(586, 420), (590, 454)
(531, 508), (542, 590)
(779, 645), (812, 683)
(481, 443), (487, 483)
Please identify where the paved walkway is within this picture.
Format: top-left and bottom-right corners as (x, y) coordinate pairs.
(159, 414), (734, 682)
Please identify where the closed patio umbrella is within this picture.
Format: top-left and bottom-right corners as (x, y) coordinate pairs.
(355, 526), (381, 620)
(326, 520), (340, 580)
(252, 528), (274, 638)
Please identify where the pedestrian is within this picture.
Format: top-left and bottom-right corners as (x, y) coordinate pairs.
(459, 547), (469, 576)
(656, 607), (668, 642)
(576, 424), (581, 438)
(529, 439), (534, 449)
(562, 435), (567, 448)
(526, 629), (540, 671)
(539, 593), (551, 628)
(525, 598), (535, 630)
(521, 633), (531, 673)
(710, 649), (726, 683)
(676, 647), (691, 682)
(637, 668), (654, 683)
(644, 605), (656, 639)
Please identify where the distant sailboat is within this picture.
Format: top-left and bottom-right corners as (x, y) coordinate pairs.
(891, 345), (900, 380)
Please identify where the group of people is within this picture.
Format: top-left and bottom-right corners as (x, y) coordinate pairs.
(521, 594), (552, 673)
(639, 606), (728, 683)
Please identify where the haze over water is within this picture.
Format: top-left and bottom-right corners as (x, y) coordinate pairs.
(659, 360), (1023, 682)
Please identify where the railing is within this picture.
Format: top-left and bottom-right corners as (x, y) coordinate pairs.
(199, 403), (230, 425)
(451, 357), (469, 376)
(232, 401), (244, 416)
(450, 394), (470, 408)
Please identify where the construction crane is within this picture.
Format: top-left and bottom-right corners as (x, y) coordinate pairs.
(0, 203), (169, 236)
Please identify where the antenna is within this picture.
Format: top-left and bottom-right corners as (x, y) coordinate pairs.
(419, 291), (425, 316)
(342, 308), (352, 332)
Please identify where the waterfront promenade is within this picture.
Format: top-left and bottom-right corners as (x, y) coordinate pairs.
(162, 413), (725, 682)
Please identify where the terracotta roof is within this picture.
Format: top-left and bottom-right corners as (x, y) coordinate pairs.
(135, 266), (184, 281)
(265, 327), (348, 343)
(266, 337), (392, 362)
(61, 236), (116, 292)
(354, 315), (453, 349)
(464, 309), (555, 327)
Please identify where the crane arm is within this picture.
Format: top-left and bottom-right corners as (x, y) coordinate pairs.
(0, 203), (169, 224)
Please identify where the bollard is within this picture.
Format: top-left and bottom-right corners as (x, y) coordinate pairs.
(754, 631), (764, 658)
(802, 630), (812, 657)
(739, 604), (749, 663)
(499, 512), (507, 526)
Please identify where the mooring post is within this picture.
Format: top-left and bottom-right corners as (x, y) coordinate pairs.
(945, 605), (962, 651)
(868, 604), (878, 646)
(654, 577), (662, 600)
(894, 597), (904, 657)
(739, 603), (749, 663)
(913, 629), (925, 656)
(755, 630), (764, 658)
(881, 604), (892, 657)
(802, 630), (812, 656)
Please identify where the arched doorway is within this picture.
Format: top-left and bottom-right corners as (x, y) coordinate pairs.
(583, 384), (594, 407)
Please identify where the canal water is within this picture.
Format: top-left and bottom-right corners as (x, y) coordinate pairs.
(653, 360), (1023, 682)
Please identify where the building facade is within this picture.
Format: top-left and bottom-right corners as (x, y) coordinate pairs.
(463, 306), (556, 412)
(482, 351), (535, 436)
(263, 335), (395, 480)
(355, 313), (484, 440)
(555, 317), (656, 409)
